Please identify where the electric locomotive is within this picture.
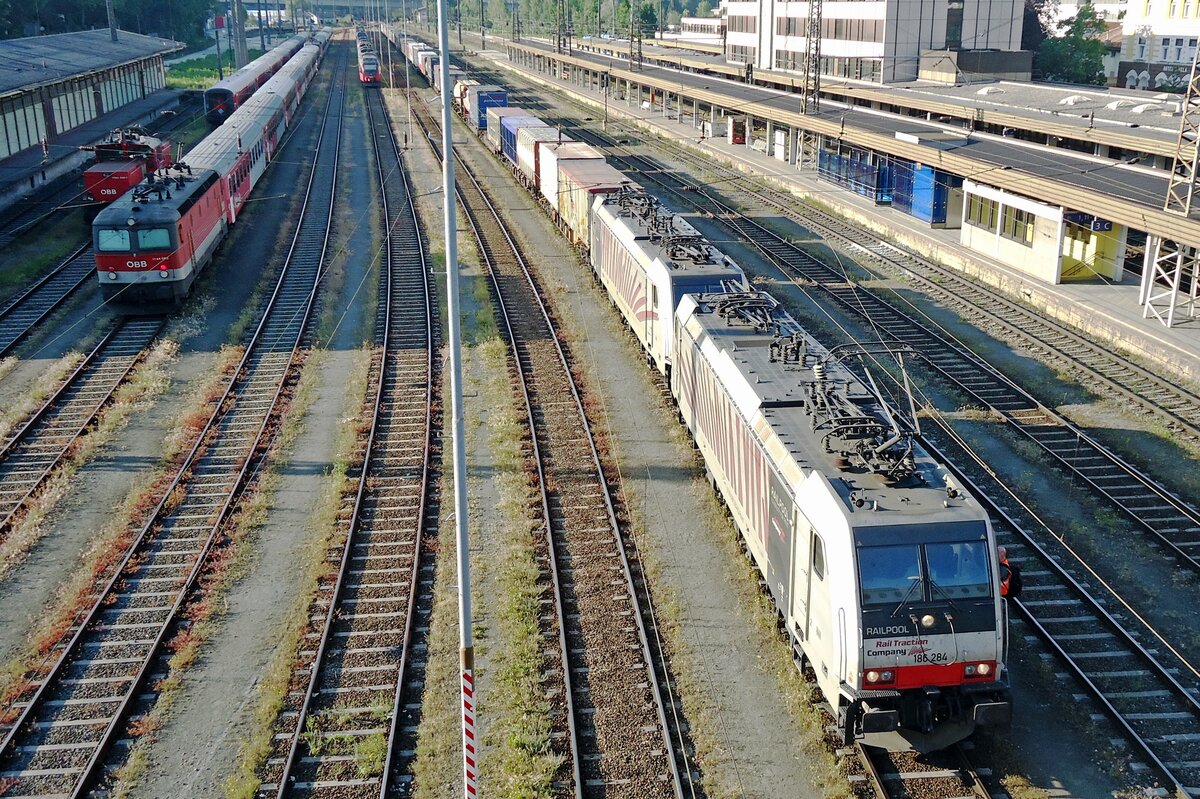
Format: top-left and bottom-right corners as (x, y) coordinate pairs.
(94, 31), (330, 306)
(358, 35), (382, 85)
(82, 127), (173, 204)
(672, 291), (1012, 752)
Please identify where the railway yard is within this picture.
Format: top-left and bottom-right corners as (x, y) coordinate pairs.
(0, 23), (1198, 799)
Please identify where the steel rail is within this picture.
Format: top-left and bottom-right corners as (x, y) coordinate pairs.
(0, 316), (164, 540)
(923, 424), (1200, 797)
(0, 245), (95, 359)
(0, 48), (348, 799)
(560, 133), (1200, 576)
(270, 83), (434, 799)
(411, 97), (585, 799)
(411, 93), (685, 799)
(855, 743), (994, 799)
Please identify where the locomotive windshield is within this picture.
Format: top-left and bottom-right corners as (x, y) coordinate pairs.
(858, 541), (992, 606)
(137, 228), (173, 250)
(97, 229), (131, 251)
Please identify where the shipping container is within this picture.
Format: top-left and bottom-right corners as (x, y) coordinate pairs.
(500, 116), (544, 167)
(453, 79), (480, 111)
(484, 106), (530, 147)
(516, 126), (571, 189)
(556, 159), (633, 246)
(465, 87), (508, 133)
(538, 142), (603, 209)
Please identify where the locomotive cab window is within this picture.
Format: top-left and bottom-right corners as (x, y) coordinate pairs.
(812, 533), (826, 581)
(137, 228), (173, 250)
(859, 544), (921, 604)
(925, 541), (991, 599)
(97, 228), (131, 251)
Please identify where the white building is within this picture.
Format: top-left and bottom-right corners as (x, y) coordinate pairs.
(1119, 0), (1200, 90)
(723, 0), (1025, 82)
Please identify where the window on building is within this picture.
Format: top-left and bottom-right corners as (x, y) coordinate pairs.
(1176, 37), (1186, 59)
(1137, 36), (1147, 58)
(1170, 0), (1179, 15)
(728, 14), (756, 33)
(966, 194), (999, 231)
(1001, 206), (1035, 245)
(946, 0), (964, 48)
(728, 44), (756, 63)
(1163, 37), (1171, 59)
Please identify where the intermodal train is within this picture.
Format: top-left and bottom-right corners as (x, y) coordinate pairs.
(203, 33), (309, 124)
(82, 127), (173, 205)
(392, 36), (1013, 753)
(92, 29), (332, 305)
(356, 27), (382, 85)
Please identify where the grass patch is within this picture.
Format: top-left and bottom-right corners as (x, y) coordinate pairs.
(0, 210), (90, 300)
(165, 49), (266, 90)
(472, 334), (563, 797)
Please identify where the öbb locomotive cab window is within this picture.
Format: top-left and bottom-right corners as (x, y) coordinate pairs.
(97, 228), (131, 251)
(137, 228), (172, 250)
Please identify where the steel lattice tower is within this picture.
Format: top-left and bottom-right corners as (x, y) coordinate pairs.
(797, 0), (823, 166)
(1143, 47), (1200, 325)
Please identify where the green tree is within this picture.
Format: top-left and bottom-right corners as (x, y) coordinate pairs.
(1035, 3), (1107, 84)
(694, 0), (711, 15)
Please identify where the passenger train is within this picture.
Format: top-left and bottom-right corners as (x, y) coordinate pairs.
(93, 29), (332, 305)
(387, 32), (1013, 752)
(357, 27), (382, 85)
(203, 33), (308, 124)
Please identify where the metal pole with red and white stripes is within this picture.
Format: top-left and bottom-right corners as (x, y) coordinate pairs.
(435, 0), (477, 795)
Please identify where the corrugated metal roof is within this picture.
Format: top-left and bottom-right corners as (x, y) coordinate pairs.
(0, 28), (182, 97)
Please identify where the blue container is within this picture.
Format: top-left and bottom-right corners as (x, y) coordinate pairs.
(473, 91), (508, 131)
(500, 115), (543, 166)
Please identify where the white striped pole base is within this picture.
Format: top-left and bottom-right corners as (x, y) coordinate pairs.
(462, 667), (478, 797)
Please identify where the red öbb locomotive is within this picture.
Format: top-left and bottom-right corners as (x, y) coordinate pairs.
(83, 128), (173, 205)
(93, 29), (332, 306)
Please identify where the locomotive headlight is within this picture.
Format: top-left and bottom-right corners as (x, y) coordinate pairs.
(866, 670), (880, 684)
(977, 662), (991, 676)
(920, 614), (936, 629)
(881, 670), (894, 682)
(109, 272), (117, 280)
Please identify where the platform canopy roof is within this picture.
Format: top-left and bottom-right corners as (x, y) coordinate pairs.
(0, 28), (182, 98)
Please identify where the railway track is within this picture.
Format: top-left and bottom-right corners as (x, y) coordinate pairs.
(0, 316), (164, 541)
(0, 56), (348, 799)
(411, 92), (687, 799)
(853, 743), (993, 799)
(260, 85), (438, 799)
(548, 128), (1200, 575)
(924, 423), (1200, 798)
(0, 246), (96, 359)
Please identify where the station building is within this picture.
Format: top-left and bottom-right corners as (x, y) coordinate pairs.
(0, 28), (181, 208)
(722, 0), (1026, 82)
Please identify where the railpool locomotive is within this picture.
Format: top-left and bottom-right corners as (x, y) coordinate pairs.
(93, 29), (331, 305)
(391, 40), (1013, 751)
(673, 293), (1011, 751)
(204, 33), (308, 124)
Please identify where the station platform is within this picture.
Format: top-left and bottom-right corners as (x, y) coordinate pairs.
(442, 33), (1200, 387)
(0, 88), (184, 217)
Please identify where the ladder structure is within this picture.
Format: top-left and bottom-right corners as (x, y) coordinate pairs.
(798, 0), (823, 167)
(1142, 47), (1200, 326)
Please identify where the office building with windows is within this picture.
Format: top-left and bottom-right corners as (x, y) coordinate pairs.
(723, 0), (1024, 82)
(1120, 0), (1200, 89)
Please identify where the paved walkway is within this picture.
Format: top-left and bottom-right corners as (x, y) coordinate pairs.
(444, 30), (1200, 386)
(164, 30), (291, 65)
